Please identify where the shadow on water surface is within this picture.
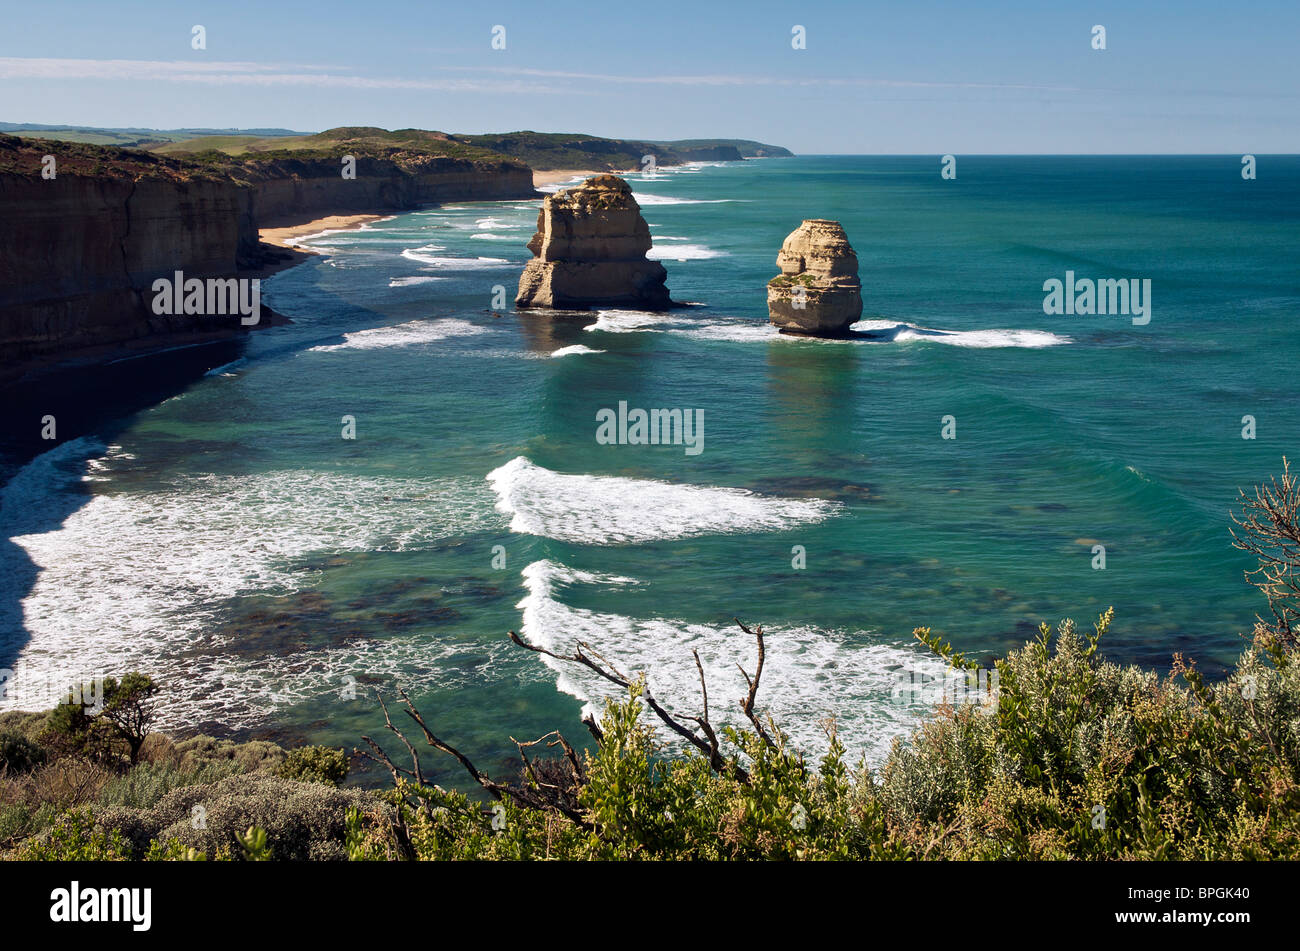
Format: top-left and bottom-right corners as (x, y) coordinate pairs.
(0, 337), (247, 675)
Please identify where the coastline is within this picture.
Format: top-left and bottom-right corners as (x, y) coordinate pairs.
(533, 168), (599, 187)
(259, 213), (392, 251)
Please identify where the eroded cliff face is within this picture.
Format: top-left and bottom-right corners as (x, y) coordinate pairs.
(515, 174), (671, 310)
(0, 135), (536, 372)
(240, 154), (534, 225)
(0, 168), (260, 364)
(767, 219), (862, 336)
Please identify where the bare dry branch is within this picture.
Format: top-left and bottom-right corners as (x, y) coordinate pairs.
(734, 617), (775, 746)
(1230, 456), (1300, 647)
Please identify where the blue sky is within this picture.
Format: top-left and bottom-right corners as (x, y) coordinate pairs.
(2, 0), (1297, 152)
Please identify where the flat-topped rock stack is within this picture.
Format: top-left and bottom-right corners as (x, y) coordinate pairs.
(515, 174), (671, 310)
(767, 219), (862, 336)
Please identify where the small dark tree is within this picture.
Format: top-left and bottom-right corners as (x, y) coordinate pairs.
(100, 673), (159, 764)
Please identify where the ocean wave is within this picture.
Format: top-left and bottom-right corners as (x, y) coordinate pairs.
(308, 318), (489, 352)
(632, 194), (744, 206)
(399, 248), (511, 268)
(387, 276), (444, 287)
(586, 314), (1072, 349)
(855, 320), (1071, 349)
(550, 344), (606, 357)
(486, 457), (837, 545)
(0, 442), (505, 721)
(516, 560), (951, 762)
(646, 243), (725, 261)
(675, 322), (781, 342)
(582, 309), (686, 334)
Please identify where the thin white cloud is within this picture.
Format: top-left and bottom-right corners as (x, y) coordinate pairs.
(430, 64), (1081, 92)
(0, 56), (1076, 95)
(0, 57), (569, 94)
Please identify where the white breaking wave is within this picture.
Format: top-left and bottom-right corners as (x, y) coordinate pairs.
(646, 243), (725, 261)
(309, 318), (489, 351)
(400, 248), (511, 268)
(550, 344), (606, 358)
(388, 276), (444, 287)
(675, 322), (781, 343)
(854, 320), (1071, 349)
(486, 457), (837, 545)
(516, 560), (951, 763)
(632, 194), (744, 206)
(583, 309), (686, 334)
(0, 439), (506, 723)
(585, 314), (1072, 349)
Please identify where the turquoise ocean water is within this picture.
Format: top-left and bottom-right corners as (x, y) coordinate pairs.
(2, 156), (1298, 785)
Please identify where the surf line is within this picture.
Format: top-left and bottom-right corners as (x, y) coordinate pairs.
(595, 401), (704, 456)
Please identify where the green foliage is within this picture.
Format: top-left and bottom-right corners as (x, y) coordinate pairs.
(144, 837), (208, 861)
(170, 735), (286, 774)
(98, 759), (242, 809)
(880, 610), (1300, 859)
(39, 672), (158, 764)
(0, 731), (46, 774)
(768, 273), (819, 289)
(15, 808), (130, 861)
(100, 674), (159, 763)
(342, 606), (1300, 862)
(275, 745), (349, 787)
(95, 772), (377, 860)
(236, 825), (271, 861)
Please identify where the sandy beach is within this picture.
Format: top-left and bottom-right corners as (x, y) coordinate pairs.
(532, 168), (600, 187)
(259, 213), (390, 250)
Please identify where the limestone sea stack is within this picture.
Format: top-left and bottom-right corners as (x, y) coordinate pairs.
(767, 219), (862, 336)
(516, 174), (671, 310)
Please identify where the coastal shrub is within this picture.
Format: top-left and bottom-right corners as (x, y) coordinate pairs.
(0, 732), (45, 774)
(3, 755), (116, 813)
(98, 758), (243, 810)
(38, 672), (158, 764)
(172, 735), (286, 774)
(348, 615), (1298, 861)
(97, 773), (379, 860)
(0, 803), (34, 847)
(15, 808), (130, 861)
(0, 711), (47, 744)
(275, 745), (349, 787)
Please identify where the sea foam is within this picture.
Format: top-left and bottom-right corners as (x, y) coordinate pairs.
(550, 344), (606, 357)
(486, 456), (837, 545)
(0, 439), (505, 723)
(308, 318), (489, 351)
(516, 560), (951, 763)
